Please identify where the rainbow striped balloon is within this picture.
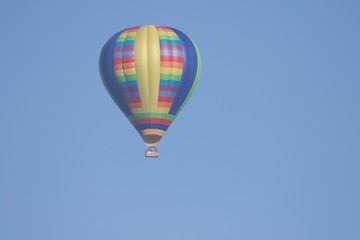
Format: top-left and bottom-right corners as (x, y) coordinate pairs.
(99, 25), (201, 148)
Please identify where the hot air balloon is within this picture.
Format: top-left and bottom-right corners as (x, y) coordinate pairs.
(99, 25), (201, 157)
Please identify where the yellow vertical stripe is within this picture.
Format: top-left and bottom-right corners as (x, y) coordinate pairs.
(135, 26), (150, 112)
(146, 26), (160, 114)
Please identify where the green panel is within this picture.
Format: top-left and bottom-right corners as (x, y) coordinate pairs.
(117, 36), (136, 41)
(116, 75), (126, 82)
(127, 113), (176, 121)
(160, 74), (181, 81)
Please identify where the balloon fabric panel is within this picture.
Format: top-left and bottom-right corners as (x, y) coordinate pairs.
(99, 30), (133, 116)
(113, 27), (142, 114)
(168, 28), (199, 116)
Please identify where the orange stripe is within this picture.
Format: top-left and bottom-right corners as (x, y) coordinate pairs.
(161, 62), (183, 68)
(124, 28), (139, 32)
(156, 26), (171, 31)
(158, 102), (172, 108)
(114, 64), (123, 70)
(114, 62), (136, 70)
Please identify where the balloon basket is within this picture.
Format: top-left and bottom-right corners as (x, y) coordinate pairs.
(145, 147), (159, 158)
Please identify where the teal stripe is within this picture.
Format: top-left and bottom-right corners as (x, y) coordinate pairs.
(115, 40), (135, 47)
(160, 80), (180, 86)
(123, 40), (135, 46)
(119, 80), (137, 87)
(127, 113), (176, 121)
(159, 39), (181, 45)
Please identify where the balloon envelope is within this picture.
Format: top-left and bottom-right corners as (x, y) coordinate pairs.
(99, 25), (201, 147)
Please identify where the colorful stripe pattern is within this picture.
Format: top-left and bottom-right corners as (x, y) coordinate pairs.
(157, 26), (184, 113)
(99, 25), (201, 147)
(113, 27), (142, 113)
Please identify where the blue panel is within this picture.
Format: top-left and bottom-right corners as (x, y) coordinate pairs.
(160, 80), (181, 86)
(119, 80), (137, 88)
(159, 39), (182, 45)
(114, 51), (134, 58)
(169, 28), (198, 115)
(159, 91), (176, 97)
(123, 40), (135, 46)
(122, 91), (140, 99)
(160, 50), (184, 56)
(99, 30), (132, 116)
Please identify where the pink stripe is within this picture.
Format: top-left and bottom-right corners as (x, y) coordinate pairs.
(160, 44), (183, 51)
(125, 27), (139, 32)
(114, 56), (135, 64)
(114, 46), (135, 52)
(126, 97), (141, 103)
(159, 86), (178, 91)
(156, 26), (171, 31)
(121, 86), (138, 93)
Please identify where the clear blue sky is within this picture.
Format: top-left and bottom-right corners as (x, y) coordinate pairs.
(1, 0), (359, 239)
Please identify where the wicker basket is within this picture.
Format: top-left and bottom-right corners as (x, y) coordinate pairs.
(145, 148), (159, 158)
